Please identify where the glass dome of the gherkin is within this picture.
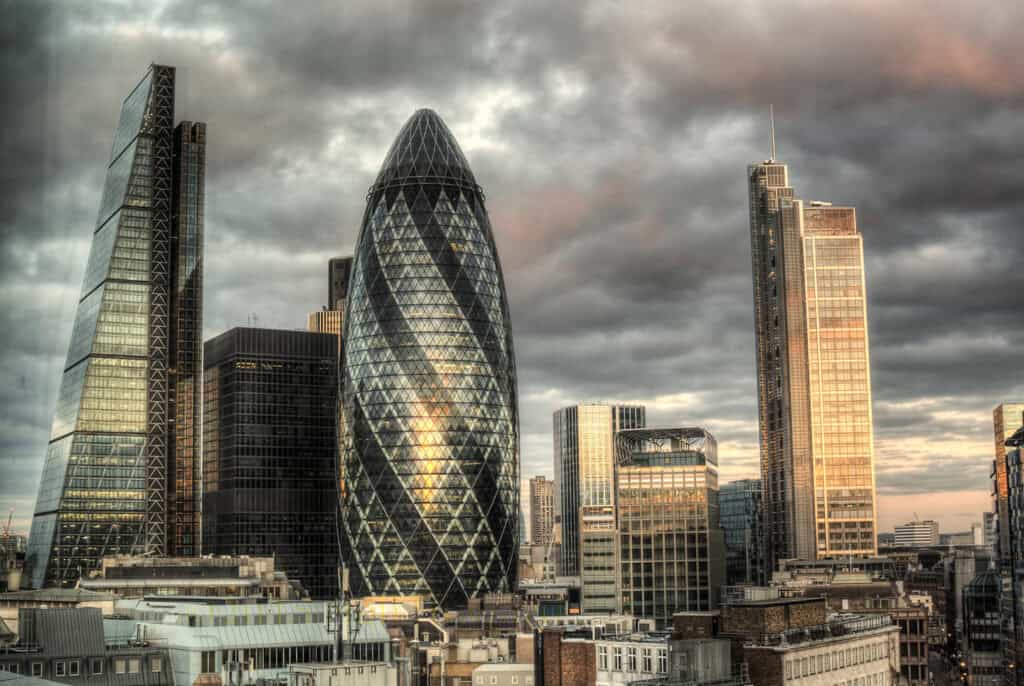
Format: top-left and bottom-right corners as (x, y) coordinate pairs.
(340, 109), (519, 610)
(371, 108), (478, 192)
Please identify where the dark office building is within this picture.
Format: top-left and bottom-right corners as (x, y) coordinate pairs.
(26, 64), (205, 588)
(328, 256), (353, 311)
(720, 479), (766, 586)
(340, 109), (519, 609)
(202, 328), (338, 599)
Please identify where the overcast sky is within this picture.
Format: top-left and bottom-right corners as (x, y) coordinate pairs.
(3, 0), (1022, 536)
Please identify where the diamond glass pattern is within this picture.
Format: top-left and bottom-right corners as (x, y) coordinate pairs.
(340, 110), (519, 609)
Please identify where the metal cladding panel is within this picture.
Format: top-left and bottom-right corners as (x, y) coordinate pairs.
(340, 109), (519, 609)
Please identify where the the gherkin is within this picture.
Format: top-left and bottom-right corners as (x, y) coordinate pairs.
(340, 109), (519, 609)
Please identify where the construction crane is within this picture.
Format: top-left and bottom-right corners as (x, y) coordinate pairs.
(1, 508), (13, 559)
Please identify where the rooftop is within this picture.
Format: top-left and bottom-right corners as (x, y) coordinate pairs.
(748, 614), (896, 649)
(0, 671), (67, 686)
(0, 589), (115, 604)
(473, 663), (534, 673)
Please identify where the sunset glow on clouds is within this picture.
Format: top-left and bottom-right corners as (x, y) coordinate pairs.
(1, 0), (1022, 536)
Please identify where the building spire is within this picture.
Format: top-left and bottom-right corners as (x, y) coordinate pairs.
(769, 104), (777, 161)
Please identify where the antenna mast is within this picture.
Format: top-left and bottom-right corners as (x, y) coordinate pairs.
(769, 104), (777, 161)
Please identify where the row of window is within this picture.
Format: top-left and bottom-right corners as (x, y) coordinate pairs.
(597, 645), (668, 674)
(783, 639), (888, 679)
(0, 656), (162, 678)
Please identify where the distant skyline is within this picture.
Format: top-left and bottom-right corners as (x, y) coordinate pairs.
(2, 1), (1022, 537)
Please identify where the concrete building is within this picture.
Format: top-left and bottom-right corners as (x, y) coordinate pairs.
(614, 428), (724, 625)
(749, 154), (879, 570)
(114, 598), (391, 686)
(79, 555), (307, 600)
(0, 590), (115, 636)
(0, 608), (172, 686)
(718, 596), (900, 686)
(288, 661), (395, 686)
(553, 403), (645, 612)
(470, 663), (533, 686)
(894, 520), (940, 548)
(528, 477), (555, 547)
(594, 634), (669, 685)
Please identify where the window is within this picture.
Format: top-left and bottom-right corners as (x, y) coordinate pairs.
(613, 647), (623, 671)
(128, 658), (140, 674)
(642, 648), (652, 673)
(69, 660), (80, 677)
(115, 659), (126, 675)
(92, 659), (103, 675)
(657, 650), (667, 675)
(32, 663), (43, 677)
(151, 657), (162, 673)
(55, 662), (67, 677)
(598, 646), (608, 670)
(627, 647), (637, 672)
(475, 678), (483, 685)
(511, 678), (519, 686)
(785, 661), (792, 679)
(490, 677), (497, 685)
(201, 652), (216, 673)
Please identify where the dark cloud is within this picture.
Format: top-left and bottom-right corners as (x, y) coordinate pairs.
(1, 0), (1022, 534)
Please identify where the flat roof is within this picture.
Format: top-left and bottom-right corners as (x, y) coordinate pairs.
(725, 596), (824, 607)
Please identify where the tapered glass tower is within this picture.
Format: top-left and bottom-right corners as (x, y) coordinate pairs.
(26, 65), (204, 588)
(339, 109), (519, 609)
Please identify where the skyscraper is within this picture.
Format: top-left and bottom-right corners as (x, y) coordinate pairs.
(615, 427), (724, 626)
(748, 147), (878, 573)
(328, 256), (354, 312)
(553, 403), (645, 612)
(719, 478), (766, 586)
(308, 256), (353, 344)
(995, 403), (1024, 566)
(202, 328), (339, 599)
(339, 109), (519, 609)
(529, 476), (555, 546)
(26, 64), (205, 588)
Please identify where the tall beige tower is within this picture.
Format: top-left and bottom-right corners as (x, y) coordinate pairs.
(749, 149), (878, 574)
(553, 403), (645, 612)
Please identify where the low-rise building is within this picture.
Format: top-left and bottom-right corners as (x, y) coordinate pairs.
(79, 555), (307, 600)
(894, 521), (940, 548)
(0, 608), (172, 686)
(288, 661), (395, 686)
(594, 634), (669, 685)
(470, 663), (533, 686)
(0, 590), (115, 635)
(114, 598), (390, 686)
(719, 595), (901, 686)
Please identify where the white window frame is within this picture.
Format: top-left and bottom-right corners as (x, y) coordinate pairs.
(55, 662), (67, 677)
(69, 660), (80, 677)
(31, 663), (43, 677)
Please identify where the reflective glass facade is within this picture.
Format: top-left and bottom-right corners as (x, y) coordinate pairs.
(202, 328), (339, 599)
(748, 159), (878, 573)
(614, 428), (723, 626)
(339, 110), (519, 609)
(553, 403), (644, 612)
(719, 478), (765, 586)
(995, 403), (1024, 567)
(26, 65), (204, 587)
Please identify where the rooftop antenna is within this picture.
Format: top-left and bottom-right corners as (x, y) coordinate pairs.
(769, 104), (777, 161)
